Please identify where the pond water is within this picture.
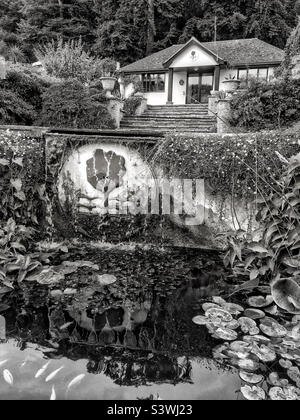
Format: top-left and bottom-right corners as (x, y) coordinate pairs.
(0, 245), (243, 400)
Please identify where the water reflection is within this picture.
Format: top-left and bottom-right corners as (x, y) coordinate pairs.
(0, 248), (240, 400)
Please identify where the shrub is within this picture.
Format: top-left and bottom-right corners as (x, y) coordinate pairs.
(35, 38), (104, 84)
(0, 89), (37, 125)
(38, 79), (115, 129)
(123, 96), (143, 115)
(230, 78), (300, 130)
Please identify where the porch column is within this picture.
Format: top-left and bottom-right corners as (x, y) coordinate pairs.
(214, 65), (220, 91)
(167, 68), (174, 104)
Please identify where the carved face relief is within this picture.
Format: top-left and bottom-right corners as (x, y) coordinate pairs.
(58, 143), (157, 215)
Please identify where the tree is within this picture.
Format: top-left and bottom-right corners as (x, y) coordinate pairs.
(35, 37), (103, 83)
(38, 79), (115, 128)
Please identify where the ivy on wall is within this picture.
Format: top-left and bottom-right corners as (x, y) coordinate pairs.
(150, 131), (300, 202)
(0, 129), (46, 227)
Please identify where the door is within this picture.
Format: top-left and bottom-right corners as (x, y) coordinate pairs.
(187, 72), (214, 104)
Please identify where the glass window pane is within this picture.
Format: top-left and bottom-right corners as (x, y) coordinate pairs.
(248, 68), (258, 79)
(238, 69), (248, 80)
(157, 74), (165, 91)
(258, 68), (268, 80)
(268, 67), (275, 81)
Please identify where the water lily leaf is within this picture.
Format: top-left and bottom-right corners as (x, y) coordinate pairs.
(251, 343), (277, 362)
(202, 303), (221, 312)
(269, 372), (289, 387)
(192, 316), (209, 326)
(247, 295), (274, 308)
(62, 261), (99, 271)
(226, 320), (240, 330)
(93, 274), (117, 286)
(212, 296), (227, 306)
(239, 371), (264, 384)
(223, 303), (244, 315)
(260, 318), (287, 338)
(272, 278), (300, 315)
(287, 366), (300, 384)
(214, 327), (238, 341)
(243, 335), (271, 345)
(238, 317), (258, 335)
(230, 341), (251, 353)
(234, 358), (260, 372)
(269, 386), (300, 401)
(205, 307), (233, 323)
(241, 385), (266, 400)
(244, 309), (265, 320)
(213, 344), (230, 360)
(264, 305), (278, 316)
(279, 359), (293, 369)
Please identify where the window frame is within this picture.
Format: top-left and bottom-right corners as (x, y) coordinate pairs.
(237, 67), (275, 83)
(142, 73), (166, 93)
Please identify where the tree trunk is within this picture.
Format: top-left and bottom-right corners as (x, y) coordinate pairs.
(57, 0), (63, 18)
(146, 0), (156, 55)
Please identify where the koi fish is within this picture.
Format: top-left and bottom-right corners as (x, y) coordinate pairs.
(35, 361), (51, 379)
(45, 366), (64, 382)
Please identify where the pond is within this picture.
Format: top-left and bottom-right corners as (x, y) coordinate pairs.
(1, 244), (299, 401)
(0, 244), (242, 400)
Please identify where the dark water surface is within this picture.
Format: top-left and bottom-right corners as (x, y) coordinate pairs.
(0, 245), (241, 400)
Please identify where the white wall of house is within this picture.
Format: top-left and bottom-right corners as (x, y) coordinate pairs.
(170, 44), (218, 68)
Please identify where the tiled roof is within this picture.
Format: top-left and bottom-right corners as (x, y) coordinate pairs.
(120, 38), (284, 73)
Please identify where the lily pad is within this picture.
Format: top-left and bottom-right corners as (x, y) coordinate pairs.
(272, 278), (300, 315)
(244, 308), (265, 320)
(247, 295), (274, 308)
(239, 371), (264, 384)
(269, 372), (289, 387)
(279, 359), (293, 369)
(233, 358), (260, 372)
(238, 317), (259, 335)
(202, 303), (221, 312)
(230, 341), (251, 353)
(260, 318), (287, 338)
(251, 343), (277, 363)
(243, 335), (271, 345)
(212, 296), (227, 306)
(192, 316), (209, 326)
(36, 269), (64, 285)
(213, 344), (230, 360)
(223, 303), (244, 315)
(93, 274), (117, 286)
(269, 386), (300, 401)
(287, 366), (300, 384)
(205, 307), (233, 323)
(214, 327), (238, 341)
(241, 385), (266, 400)
(264, 305), (279, 316)
(226, 320), (240, 330)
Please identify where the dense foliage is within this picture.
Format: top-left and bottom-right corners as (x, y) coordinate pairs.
(0, 63), (49, 125)
(230, 78), (300, 131)
(0, 0), (298, 65)
(0, 130), (46, 225)
(38, 79), (115, 129)
(150, 131), (300, 201)
(225, 152), (300, 289)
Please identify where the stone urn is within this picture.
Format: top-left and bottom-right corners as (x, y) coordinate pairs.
(100, 76), (117, 97)
(222, 79), (241, 92)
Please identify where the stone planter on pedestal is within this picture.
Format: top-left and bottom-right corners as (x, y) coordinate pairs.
(217, 99), (233, 134)
(100, 77), (117, 97)
(222, 79), (241, 92)
(107, 98), (124, 128)
(208, 91), (219, 117)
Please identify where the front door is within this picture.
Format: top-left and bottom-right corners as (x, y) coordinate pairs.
(187, 72), (214, 104)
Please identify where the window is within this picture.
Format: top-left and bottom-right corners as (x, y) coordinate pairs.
(238, 67), (275, 84)
(142, 73), (165, 92)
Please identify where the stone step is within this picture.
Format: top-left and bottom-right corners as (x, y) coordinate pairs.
(123, 117), (215, 123)
(142, 113), (210, 118)
(147, 105), (208, 109)
(120, 123), (216, 129)
(118, 127), (216, 133)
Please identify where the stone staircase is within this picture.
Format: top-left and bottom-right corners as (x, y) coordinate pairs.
(120, 104), (217, 134)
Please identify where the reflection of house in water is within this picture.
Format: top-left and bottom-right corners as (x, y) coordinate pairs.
(1, 258), (226, 386)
